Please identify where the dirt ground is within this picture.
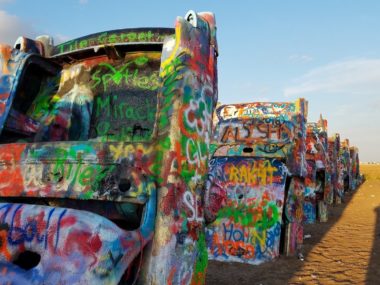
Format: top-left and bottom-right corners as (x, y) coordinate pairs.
(206, 164), (380, 285)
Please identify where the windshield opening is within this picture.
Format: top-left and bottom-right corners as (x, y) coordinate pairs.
(0, 50), (161, 144)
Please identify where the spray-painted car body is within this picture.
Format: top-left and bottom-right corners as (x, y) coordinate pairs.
(340, 139), (352, 194)
(304, 118), (332, 223)
(205, 99), (308, 264)
(328, 133), (344, 204)
(349, 146), (361, 190)
(0, 10), (218, 285)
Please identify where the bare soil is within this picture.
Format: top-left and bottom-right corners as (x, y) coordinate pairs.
(206, 164), (380, 285)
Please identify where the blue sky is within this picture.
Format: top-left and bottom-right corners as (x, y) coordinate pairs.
(1, 0), (379, 161)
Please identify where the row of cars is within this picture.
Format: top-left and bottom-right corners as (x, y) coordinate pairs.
(205, 100), (362, 265)
(0, 10), (361, 285)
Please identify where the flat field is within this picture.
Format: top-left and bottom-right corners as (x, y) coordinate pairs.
(206, 164), (380, 285)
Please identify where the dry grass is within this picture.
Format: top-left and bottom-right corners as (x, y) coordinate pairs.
(361, 164), (380, 181)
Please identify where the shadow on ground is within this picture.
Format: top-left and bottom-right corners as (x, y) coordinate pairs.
(366, 206), (380, 284)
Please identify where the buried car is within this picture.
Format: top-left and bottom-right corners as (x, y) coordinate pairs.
(0, 10), (218, 285)
(328, 133), (344, 204)
(205, 98), (308, 264)
(304, 116), (332, 224)
(349, 146), (362, 190)
(340, 139), (352, 195)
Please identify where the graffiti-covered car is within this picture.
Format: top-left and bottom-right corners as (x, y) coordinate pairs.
(0, 10), (218, 285)
(304, 116), (332, 223)
(349, 146), (361, 190)
(328, 133), (343, 204)
(340, 139), (351, 194)
(205, 99), (308, 265)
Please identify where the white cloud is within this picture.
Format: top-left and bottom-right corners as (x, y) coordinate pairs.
(0, 10), (36, 45)
(333, 104), (353, 117)
(288, 54), (313, 63)
(369, 98), (380, 111)
(54, 34), (70, 44)
(255, 97), (270, 102)
(0, 10), (70, 47)
(284, 58), (380, 97)
(79, 0), (88, 4)
(283, 58), (380, 162)
(0, 0), (14, 4)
